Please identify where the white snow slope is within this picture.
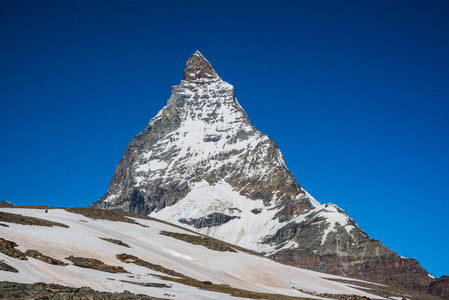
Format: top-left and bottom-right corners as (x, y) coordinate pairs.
(0, 207), (387, 300)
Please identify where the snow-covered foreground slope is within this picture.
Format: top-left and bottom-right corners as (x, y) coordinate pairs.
(0, 208), (386, 299)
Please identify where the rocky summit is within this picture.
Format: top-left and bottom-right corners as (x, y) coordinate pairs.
(91, 51), (434, 292)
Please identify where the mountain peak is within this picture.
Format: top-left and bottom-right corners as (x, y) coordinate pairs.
(91, 52), (434, 292)
(183, 51), (218, 81)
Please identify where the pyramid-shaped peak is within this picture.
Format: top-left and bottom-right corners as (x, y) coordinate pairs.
(183, 51), (219, 81)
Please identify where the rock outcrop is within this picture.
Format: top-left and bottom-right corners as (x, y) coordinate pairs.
(429, 276), (449, 299)
(0, 282), (158, 299)
(0, 200), (15, 207)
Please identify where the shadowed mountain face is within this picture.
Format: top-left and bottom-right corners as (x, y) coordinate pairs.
(91, 51), (434, 292)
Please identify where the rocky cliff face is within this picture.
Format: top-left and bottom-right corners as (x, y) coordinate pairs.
(91, 51), (434, 291)
(429, 276), (449, 299)
(0, 201), (15, 208)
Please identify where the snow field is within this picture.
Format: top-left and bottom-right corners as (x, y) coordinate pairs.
(0, 208), (385, 299)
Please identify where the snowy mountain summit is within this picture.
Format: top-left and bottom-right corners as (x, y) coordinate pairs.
(93, 51), (315, 227)
(92, 51), (432, 290)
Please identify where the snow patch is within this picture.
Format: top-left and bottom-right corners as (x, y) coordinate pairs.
(136, 160), (168, 172)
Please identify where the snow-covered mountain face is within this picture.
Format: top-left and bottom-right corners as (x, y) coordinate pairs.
(92, 51), (318, 244)
(91, 51), (433, 291)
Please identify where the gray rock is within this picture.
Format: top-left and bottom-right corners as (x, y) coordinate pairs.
(179, 213), (240, 228)
(429, 276), (449, 299)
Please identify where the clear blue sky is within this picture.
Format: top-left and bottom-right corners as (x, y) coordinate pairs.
(1, 0), (448, 278)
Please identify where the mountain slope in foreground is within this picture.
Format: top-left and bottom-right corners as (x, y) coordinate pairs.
(0, 207), (430, 300)
(91, 51), (433, 291)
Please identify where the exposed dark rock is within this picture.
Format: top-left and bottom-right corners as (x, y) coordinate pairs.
(25, 250), (68, 266)
(327, 277), (443, 300)
(99, 237), (131, 248)
(66, 207), (147, 227)
(270, 250), (433, 292)
(0, 238), (27, 260)
(159, 231), (237, 252)
(251, 208), (262, 215)
(0, 201), (15, 207)
(0, 261), (18, 273)
(116, 253), (185, 278)
(0, 210), (68, 228)
(429, 275), (449, 299)
(65, 255), (128, 273)
(203, 134), (221, 142)
(183, 51), (218, 81)
(0, 281), (160, 299)
(179, 213), (240, 228)
(273, 199), (314, 223)
(119, 280), (171, 288)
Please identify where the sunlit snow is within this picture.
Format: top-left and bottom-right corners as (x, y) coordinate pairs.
(0, 208), (385, 299)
